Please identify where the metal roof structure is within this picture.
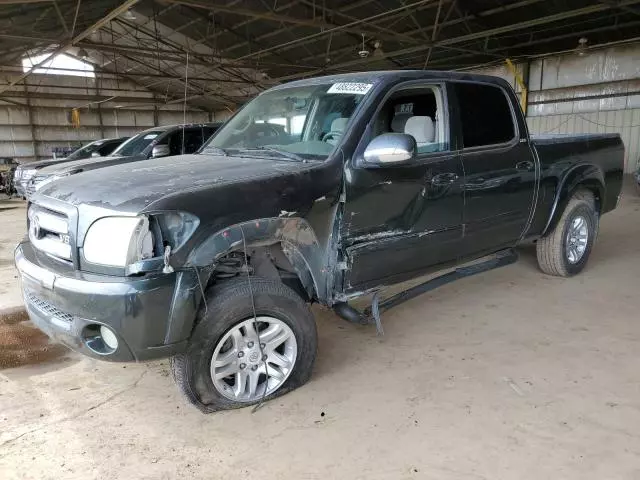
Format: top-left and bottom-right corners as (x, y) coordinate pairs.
(1, 0), (640, 111)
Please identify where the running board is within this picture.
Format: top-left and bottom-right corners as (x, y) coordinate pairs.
(333, 248), (518, 335)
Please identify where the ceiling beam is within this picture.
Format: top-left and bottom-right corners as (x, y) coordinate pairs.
(111, 17), (261, 89)
(400, 20), (640, 70)
(0, 0), (140, 96)
(234, 0), (434, 61)
(162, 0), (422, 43)
(0, 65), (253, 83)
(598, 0), (640, 16)
(302, 0), (634, 66)
(264, 0), (640, 83)
(0, 0), (51, 3)
(294, 0), (542, 64)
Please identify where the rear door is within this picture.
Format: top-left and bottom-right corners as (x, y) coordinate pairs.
(452, 81), (536, 259)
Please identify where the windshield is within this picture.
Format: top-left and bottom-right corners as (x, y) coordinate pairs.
(202, 81), (373, 161)
(66, 141), (103, 160)
(112, 130), (164, 157)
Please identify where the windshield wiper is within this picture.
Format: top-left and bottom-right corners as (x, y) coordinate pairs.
(239, 146), (306, 162)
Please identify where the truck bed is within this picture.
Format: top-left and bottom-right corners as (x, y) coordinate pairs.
(528, 132), (624, 236)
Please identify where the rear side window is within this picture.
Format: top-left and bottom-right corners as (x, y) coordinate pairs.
(454, 83), (515, 148)
(183, 128), (204, 154)
(97, 140), (121, 156)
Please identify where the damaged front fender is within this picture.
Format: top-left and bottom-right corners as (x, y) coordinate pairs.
(186, 217), (330, 302)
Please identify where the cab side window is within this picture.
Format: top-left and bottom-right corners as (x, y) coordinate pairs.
(373, 85), (448, 155)
(97, 140), (120, 156)
(453, 82), (515, 148)
(183, 128), (204, 154)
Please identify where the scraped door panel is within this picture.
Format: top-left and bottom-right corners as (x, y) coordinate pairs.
(342, 151), (464, 291)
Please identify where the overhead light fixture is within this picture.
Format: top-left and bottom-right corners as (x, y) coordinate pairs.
(358, 34), (370, 58)
(122, 9), (136, 21)
(576, 37), (588, 56)
(77, 48), (89, 59)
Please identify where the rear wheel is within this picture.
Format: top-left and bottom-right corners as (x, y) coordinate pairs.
(536, 190), (598, 277)
(171, 276), (317, 413)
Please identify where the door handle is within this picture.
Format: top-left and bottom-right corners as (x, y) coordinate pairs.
(431, 173), (458, 186)
(516, 160), (534, 171)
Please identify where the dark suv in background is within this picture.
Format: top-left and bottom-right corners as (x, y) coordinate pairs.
(13, 137), (128, 198)
(26, 123), (221, 199)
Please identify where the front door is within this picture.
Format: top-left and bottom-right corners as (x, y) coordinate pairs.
(451, 81), (537, 259)
(341, 82), (464, 292)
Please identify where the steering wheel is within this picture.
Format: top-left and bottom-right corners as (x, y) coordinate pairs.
(323, 131), (343, 143)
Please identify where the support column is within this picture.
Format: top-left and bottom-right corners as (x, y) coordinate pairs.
(153, 95), (159, 127)
(23, 81), (37, 161)
(96, 78), (105, 138)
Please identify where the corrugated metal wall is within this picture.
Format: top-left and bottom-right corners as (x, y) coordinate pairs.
(0, 74), (210, 163)
(473, 43), (640, 173)
(526, 109), (640, 171)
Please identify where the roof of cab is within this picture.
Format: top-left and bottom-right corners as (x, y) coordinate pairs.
(137, 122), (222, 134)
(268, 70), (512, 92)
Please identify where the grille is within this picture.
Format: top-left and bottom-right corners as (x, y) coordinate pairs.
(25, 291), (74, 326)
(28, 204), (72, 261)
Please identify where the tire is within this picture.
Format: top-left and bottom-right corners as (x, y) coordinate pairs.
(170, 276), (317, 413)
(536, 190), (598, 277)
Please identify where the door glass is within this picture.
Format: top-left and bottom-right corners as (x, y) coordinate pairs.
(373, 85), (448, 155)
(183, 128), (204, 154)
(454, 83), (515, 148)
(163, 130), (183, 156)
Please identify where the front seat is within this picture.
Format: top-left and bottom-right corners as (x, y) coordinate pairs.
(325, 117), (349, 145)
(404, 116), (435, 149)
(391, 113), (412, 133)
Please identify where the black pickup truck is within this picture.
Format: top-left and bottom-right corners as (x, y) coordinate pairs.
(16, 71), (624, 412)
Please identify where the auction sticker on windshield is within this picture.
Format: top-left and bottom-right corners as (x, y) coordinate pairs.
(327, 83), (373, 95)
(144, 134), (159, 140)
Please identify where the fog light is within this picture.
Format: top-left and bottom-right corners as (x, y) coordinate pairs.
(99, 325), (119, 350)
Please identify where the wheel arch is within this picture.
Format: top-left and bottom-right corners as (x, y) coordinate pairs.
(542, 164), (604, 237)
(186, 217), (328, 302)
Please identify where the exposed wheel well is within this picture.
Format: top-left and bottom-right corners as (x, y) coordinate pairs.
(211, 243), (315, 302)
(575, 183), (602, 214)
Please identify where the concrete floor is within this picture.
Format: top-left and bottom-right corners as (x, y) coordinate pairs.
(1, 183), (640, 479)
(0, 198), (25, 309)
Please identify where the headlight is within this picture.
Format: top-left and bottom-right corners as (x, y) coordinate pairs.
(155, 212), (199, 250)
(83, 216), (154, 267)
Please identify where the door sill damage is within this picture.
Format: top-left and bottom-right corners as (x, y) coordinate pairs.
(332, 248), (518, 335)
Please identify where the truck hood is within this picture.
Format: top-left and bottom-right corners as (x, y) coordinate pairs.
(37, 154), (312, 212)
(36, 154), (142, 176)
(21, 157), (71, 170)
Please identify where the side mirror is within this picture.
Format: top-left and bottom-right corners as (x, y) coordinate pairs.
(91, 151), (101, 158)
(151, 144), (170, 158)
(362, 133), (416, 166)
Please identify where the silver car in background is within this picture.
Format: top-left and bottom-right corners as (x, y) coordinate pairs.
(13, 137), (128, 198)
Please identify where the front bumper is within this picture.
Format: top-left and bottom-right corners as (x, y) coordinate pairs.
(15, 242), (200, 362)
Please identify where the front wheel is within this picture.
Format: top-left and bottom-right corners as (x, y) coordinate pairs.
(170, 276), (317, 413)
(536, 190), (598, 277)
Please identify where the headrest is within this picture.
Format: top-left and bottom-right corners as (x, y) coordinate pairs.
(404, 116), (435, 144)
